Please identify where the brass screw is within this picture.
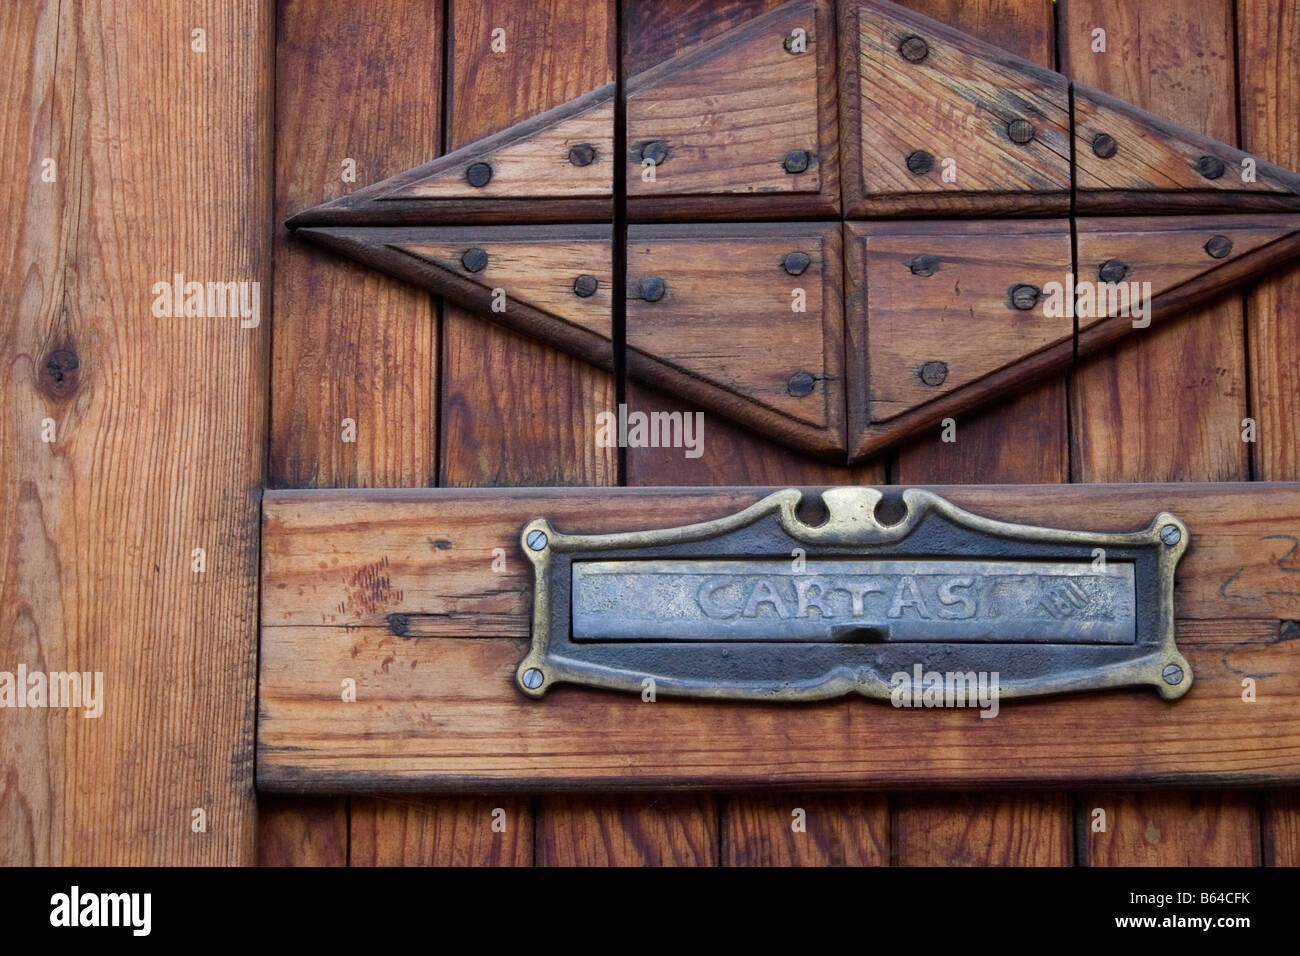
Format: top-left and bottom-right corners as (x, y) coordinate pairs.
(522, 668), (544, 689)
(899, 35), (929, 62)
(1160, 524), (1182, 546)
(1204, 235), (1233, 259)
(465, 162), (492, 187)
(526, 530), (548, 551)
(1162, 664), (1184, 685)
(906, 150), (934, 174)
(461, 247), (488, 273)
(919, 361), (948, 386)
(1092, 133), (1118, 159)
(1007, 119), (1036, 145)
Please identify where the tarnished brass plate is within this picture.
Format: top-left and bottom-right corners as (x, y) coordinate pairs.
(515, 488), (1191, 703)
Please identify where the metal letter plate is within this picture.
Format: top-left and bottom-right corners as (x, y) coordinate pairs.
(515, 488), (1192, 703)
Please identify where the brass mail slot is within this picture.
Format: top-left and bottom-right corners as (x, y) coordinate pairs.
(571, 559), (1137, 644)
(516, 488), (1191, 704)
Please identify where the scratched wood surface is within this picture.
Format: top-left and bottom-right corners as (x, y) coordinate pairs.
(1061, 0), (1263, 868)
(888, 0), (1072, 868)
(1238, 0), (1300, 869)
(257, 483), (1300, 791)
(0, 0), (269, 864)
(260, 0), (445, 866)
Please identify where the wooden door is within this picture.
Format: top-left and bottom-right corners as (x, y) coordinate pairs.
(4, 0), (1298, 869)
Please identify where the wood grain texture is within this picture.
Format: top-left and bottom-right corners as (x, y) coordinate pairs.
(1062, 0), (1258, 867)
(895, 793), (1072, 866)
(257, 797), (348, 866)
(889, 0), (1073, 870)
(724, 794), (889, 865)
(842, 0), (1070, 217)
(0, 0), (269, 864)
(441, 0), (615, 489)
(1239, 0), (1300, 867)
(623, 0), (881, 864)
(350, 796), (533, 865)
(1081, 792), (1260, 866)
(1063, 0), (1250, 485)
(626, 0), (839, 220)
(847, 220), (1072, 422)
(626, 223), (845, 456)
(537, 795), (717, 865)
(257, 483), (1300, 792)
(264, 0), (446, 868)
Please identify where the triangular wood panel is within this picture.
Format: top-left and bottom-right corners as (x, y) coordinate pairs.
(841, 0), (1071, 217)
(286, 85), (615, 227)
(1075, 84), (1300, 213)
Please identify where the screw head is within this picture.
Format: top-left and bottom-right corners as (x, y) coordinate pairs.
(1007, 119), (1036, 145)
(465, 162), (493, 187)
(522, 667), (544, 690)
(919, 361), (949, 386)
(1162, 663), (1184, 686)
(909, 254), (939, 277)
(1160, 524), (1182, 547)
(573, 274), (599, 298)
(568, 143), (597, 167)
(641, 140), (668, 165)
(899, 35), (929, 62)
(906, 149), (934, 174)
(638, 276), (666, 302)
(526, 529), (548, 551)
(1092, 132), (1118, 159)
(1009, 283), (1041, 310)
(788, 370), (815, 397)
(1196, 154), (1226, 179)
(1098, 259), (1129, 283)
(783, 251), (812, 275)
(1204, 235), (1234, 259)
(783, 149), (811, 174)
(461, 247), (488, 273)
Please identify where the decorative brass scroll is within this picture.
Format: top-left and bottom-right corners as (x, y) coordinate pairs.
(515, 488), (1191, 704)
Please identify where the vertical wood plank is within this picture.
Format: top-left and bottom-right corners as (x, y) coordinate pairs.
(537, 795), (717, 866)
(351, 797), (533, 866)
(1061, 0), (1259, 866)
(624, 0), (888, 867)
(0, 0), (270, 864)
(442, 0), (615, 865)
(725, 794), (889, 866)
(268, 0), (442, 863)
(890, 0), (1073, 868)
(1237, 0), (1300, 866)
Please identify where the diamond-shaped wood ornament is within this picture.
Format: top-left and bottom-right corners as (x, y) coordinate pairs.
(287, 0), (1300, 465)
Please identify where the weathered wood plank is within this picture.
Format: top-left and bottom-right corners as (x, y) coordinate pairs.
(1062, 0), (1258, 867)
(260, 483), (1300, 631)
(895, 793), (1072, 866)
(257, 483), (1300, 792)
(263, 0), (446, 867)
(257, 797), (348, 867)
(536, 795), (717, 865)
(441, 0), (615, 868)
(1081, 792), (1260, 866)
(723, 794), (889, 865)
(350, 796), (533, 866)
(1238, 0), (1300, 868)
(890, 0), (1072, 869)
(0, 0), (269, 864)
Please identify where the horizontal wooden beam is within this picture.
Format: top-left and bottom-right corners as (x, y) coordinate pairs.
(259, 483), (1300, 792)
